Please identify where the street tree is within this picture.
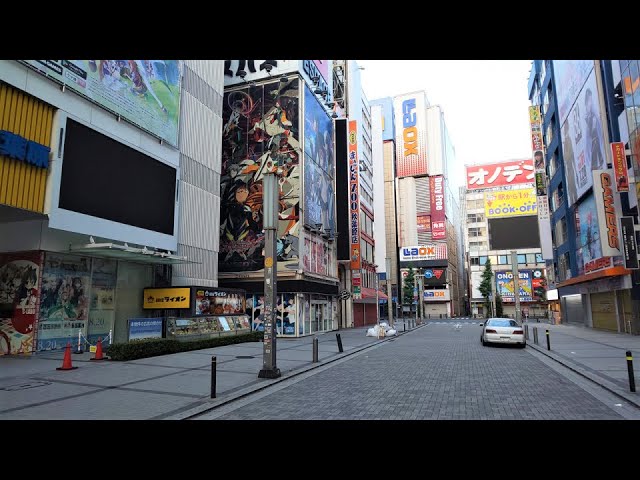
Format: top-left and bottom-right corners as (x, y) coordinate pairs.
(479, 259), (494, 316)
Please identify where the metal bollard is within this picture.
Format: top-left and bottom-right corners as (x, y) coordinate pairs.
(546, 329), (551, 350)
(336, 333), (344, 353)
(533, 327), (538, 345)
(626, 351), (636, 393)
(403, 322), (406, 332)
(312, 337), (319, 363)
(210, 356), (217, 399)
(525, 324), (529, 340)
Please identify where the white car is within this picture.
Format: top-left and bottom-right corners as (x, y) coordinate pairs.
(480, 318), (525, 348)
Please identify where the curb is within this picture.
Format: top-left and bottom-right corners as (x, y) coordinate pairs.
(169, 323), (426, 420)
(526, 340), (640, 410)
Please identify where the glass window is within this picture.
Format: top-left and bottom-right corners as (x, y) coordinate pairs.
(535, 253), (544, 263)
(545, 117), (554, 145)
(470, 257), (480, 266)
(479, 256), (488, 266)
(548, 151), (557, 178)
(487, 319), (519, 327)
(560, 217), (568, 243)
(517, 254), (526, 264)
(498, 255), (508, 265)
(488, 255), (497, 265)
(526, 253), (536, 264)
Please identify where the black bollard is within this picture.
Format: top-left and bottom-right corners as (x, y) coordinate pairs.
(210, 356), (217, 399)
(312, 337), (319, 363)
(546, 329), (551, 350)
(626, 351), (636, 393)
(403, 322), (406, 332)
(525, 324), (529, 340)
(336, 333), (344, 353)
(533, 327), (538, 345)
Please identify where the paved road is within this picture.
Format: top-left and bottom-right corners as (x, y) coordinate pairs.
(197, 321), (637, 420)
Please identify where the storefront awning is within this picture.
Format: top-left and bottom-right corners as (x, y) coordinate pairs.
(556, 267), (631, 288)
(67, 242), (198, 265)
(354, 287), (389, 303)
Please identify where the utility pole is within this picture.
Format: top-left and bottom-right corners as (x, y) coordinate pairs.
(258, 172), (281, 379)
(490, 266), (497, 317)
(418, 269), (424, 324)
(386, 257), (394, 327)
(511, 250), (521, 324)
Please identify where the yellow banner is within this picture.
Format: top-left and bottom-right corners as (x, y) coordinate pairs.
(484, 188), (537, 218)
(143, 288), (191, 309)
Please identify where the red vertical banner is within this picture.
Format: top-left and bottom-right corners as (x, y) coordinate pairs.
(430, 175), (446, 239)
(348, 120), (361, 271)
(611, 142), (629, 192)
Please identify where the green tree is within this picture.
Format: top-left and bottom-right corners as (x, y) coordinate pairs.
(478, 259), (494, 316)
(495, 293), (504, 317)
(403, 267), (415, 306)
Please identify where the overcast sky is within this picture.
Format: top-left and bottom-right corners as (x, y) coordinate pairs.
(358, 60), (534, 181)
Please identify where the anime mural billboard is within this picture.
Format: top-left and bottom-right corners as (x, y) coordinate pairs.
(0, 251), (43, 356)
(220, 78), (301, 274)
(303, 84), (335, 233)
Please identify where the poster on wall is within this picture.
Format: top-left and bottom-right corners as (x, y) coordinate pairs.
(87, 258), (116, 344)
(417, 214), (431, 233)
(277, 293), (297, 335)
(220, 78), (301, 275)
(38, 253), (91, 351)
(430, 175), (446, 239)
(252, 295), (265, 332)
(552, 60), (595, 125)
(0, 251), (43, 356)
(484, 188), (537, 218)
(575, 193), (603, 275)
(195, 289), (245, 316)
(20, 60), (182, 146)
(496, 271), (533, 303)
(560, 69), (607, 206)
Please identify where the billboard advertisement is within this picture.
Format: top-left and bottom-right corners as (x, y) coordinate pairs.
(484, 188), (537, 218)
(561, 69), (607, 206)
(0, 251), (43, 356)
(195, 289), (245, 316)
(611, 142), (629, 192)
(224, 60), (298, 86)
(348, 120), (361, 272)
(128, 318), (163, 341)
(593, 169), (623, 258)
(423, 267), (447, 286)
(21, 60), (182, 147)
(220, 78), (301, 274)
(423, 289), (450, 302)
(529, 106), (545, 165)
(553, 60), (595, 125)
(575, 193), (603, 275)
(393, 92), (428, 177)
(496, 271), (533, 303)
(399, 244), (448, 262)
(430, 175), (446, 239)
(465, 160), (535, 190)
(620, 217), (639, 269)
(416, 214), (431, 233)
(303, 85), (335, 233)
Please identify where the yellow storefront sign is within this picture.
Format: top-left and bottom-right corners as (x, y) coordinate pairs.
(143, 288), (191, 309)
(484, 188), (537, 219)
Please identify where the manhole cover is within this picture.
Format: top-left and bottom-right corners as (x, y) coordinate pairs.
(1, 381), (52, 391)
(235, 355), (255, 359)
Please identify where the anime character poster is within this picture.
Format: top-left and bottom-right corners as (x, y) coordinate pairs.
(575, 193), (603, 274)
(0, 251), (43, 356)
(220, 78), (301, 274)
(87, 258), (116, 344)
(38, 253), (91, 351)
(252, 295), (265, 332)
(277, 293), (296, 335)
(303, 85), (335, 232)
(20, 60), (182, 146)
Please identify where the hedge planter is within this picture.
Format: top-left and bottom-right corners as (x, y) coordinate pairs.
(105, 331), (264, 361)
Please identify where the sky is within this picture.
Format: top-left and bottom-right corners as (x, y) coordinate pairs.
(357, 60), (534, 182)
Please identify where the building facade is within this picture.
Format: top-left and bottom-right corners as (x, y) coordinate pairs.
(528, 60), (639, 333)
(0, 60), (224, 355)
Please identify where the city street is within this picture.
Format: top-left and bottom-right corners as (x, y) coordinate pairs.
(195, 320), (640, 420)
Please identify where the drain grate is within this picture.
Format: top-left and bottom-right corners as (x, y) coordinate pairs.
(235, 355), (255, 359)
(1, 381), (52, 391)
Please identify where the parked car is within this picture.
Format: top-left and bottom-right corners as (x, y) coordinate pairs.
(480, 318), (525, 348)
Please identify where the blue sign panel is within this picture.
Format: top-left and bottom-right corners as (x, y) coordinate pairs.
(128, 318), (163, 341)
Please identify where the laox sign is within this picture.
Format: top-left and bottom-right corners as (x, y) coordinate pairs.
(402, 99), (418, 157)
(400, 244), (447, 261)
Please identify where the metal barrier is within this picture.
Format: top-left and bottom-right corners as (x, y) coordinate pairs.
(533, 327), (539, 345)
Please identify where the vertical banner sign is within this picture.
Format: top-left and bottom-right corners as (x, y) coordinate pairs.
(430, 175), (446, 239)
(348, 120), (362, 297)
(620, 216), (639, 269)
(393, 93), (428, 177)
(611, 142), (629, 193)
(593, 169), (623, 257)
(529, 105), (553, 260)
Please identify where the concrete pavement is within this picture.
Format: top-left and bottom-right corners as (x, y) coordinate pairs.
(0, 324), (418, 420)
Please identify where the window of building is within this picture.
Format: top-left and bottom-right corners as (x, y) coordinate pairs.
(560, 217), (568, 243)
(535, 253), (543, 263)
(488, 255), (497, 265)
(467, 213), (484, 223)
(558, 252), (571, 281)
(526, 253), (537, 264)
(468, 227), (486, 237)
(545, 116), (555, 146)
(498, 255), (508, 265)
(516, 254), (526, 264)
(470, 257), (480, 266)
(548, 151), (557, 178)
(540, 61), (546, 86)
(469, 241), (484, 249)
(544, 85), (552, 116)
(479, 256), (488, 266)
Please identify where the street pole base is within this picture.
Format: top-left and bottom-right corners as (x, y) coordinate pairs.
(258, 368), (281, 379)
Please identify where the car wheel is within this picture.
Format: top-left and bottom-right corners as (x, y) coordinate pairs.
(520, 342), (526, 349)
(481, 336), (487, 346)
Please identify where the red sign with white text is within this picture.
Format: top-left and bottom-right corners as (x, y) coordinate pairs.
(611, 142), (629, 192)
(466, 160), (535, 190)
(430, 175), (446, 239)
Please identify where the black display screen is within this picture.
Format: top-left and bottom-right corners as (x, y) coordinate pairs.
(488, 216), (540, 250)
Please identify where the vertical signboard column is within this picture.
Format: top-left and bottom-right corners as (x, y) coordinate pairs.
(529, 105), (553, 260)
(348, 120), (362, 299)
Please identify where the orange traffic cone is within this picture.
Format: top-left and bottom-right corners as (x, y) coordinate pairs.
(56, 342), (78, 370)
(90, 337), (107, 361)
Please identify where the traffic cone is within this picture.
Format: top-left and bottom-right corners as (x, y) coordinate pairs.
(90, 337), (107, 361)
(56, 342), (78, 370)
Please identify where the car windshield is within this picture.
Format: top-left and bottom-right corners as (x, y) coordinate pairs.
(486, 319), (519, 327)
